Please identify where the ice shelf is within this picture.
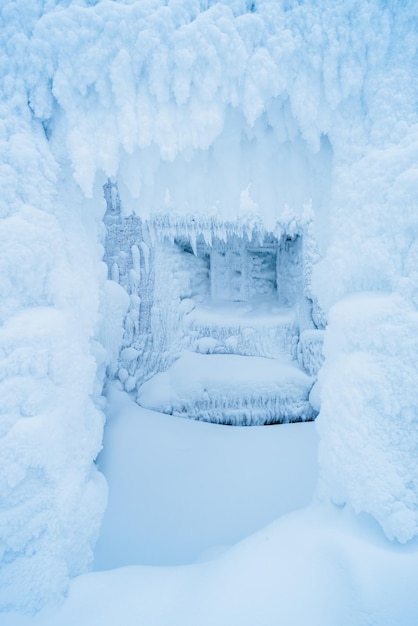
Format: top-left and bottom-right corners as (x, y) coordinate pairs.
(183, 301), (299, 359)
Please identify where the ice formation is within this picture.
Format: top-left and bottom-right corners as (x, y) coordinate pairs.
(104, 186), (322, 424)
(0, 1), (127, 613)
(1, 0), (418, 614)
(138, 352), (315, 425)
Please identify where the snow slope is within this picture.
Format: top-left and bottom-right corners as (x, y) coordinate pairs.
(7, 508), (418, 626)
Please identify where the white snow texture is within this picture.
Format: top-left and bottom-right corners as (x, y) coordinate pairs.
(1, 0), (418, 613)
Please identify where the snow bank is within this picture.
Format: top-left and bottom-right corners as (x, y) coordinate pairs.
(317, 293), (418, 543)
(2, 389), (418, 625)
(311, 26), (418, 541)
(0, 171), (108, 612)
(2, 0), (418, 613)
(0, 2), (127, 612)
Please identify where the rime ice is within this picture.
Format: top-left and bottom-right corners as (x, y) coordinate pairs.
(1, 0), (418, 620)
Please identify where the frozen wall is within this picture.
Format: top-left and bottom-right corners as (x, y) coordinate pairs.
(0, 1), (127, 613)
(104, 194), (320, 396)
(309, 4), (418, 544)
(2, 0), (418, 612)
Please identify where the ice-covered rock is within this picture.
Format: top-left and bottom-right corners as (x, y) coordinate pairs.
(317, 293), (418, 543)
(138, 351), (315, 425)
(297, 329), (325, 377)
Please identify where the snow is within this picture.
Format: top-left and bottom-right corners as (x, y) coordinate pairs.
(317, 292), (418, 543)
(2, 389), (418, 626)
(185, 301), (299, 358)
(1, 0), (418, 617)
(95, 386), (318, 568)
(297, 328), (324, 376)
(137, 351), (314, 424)
(0, 3), (126, 612)
(105, 214), (317, 399)
(28, 0), (339, 217)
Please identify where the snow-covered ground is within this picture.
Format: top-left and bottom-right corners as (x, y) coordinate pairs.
(3, 388), (418, 626)
(95, 386), (318, 568)
(137, 351), (314, 425)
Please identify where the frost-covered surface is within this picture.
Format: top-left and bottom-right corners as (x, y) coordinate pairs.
(28, 1), (335, 221)
(106, 210), (319, 422)
(0, 1), (126, 613)
(317, 293), (418, 543)
(138, 351), (314, 424)
(297, 328), (324, 376)
(106, 211), (318, 423)
(2, 0), (418, 614)
(185, 302), (298, 358)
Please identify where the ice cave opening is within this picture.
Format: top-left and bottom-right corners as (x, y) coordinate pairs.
(104, 184), (324, 426)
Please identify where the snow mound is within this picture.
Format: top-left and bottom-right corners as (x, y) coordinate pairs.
(4, 504), (418, 626)
(137, 351), (314, 425)
(317, 293), (418, 543)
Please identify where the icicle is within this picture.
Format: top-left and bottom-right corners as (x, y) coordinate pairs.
(168, 218), (176, 245)
(129, 269), (140, 293)
(140, 242), (150, 274)
(190, 228), (197, 255)
(131, 245), (141, 278)
(203, 226), (212, 247)
(111, 262), (120, 282)
(147, 222), (156, 247)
